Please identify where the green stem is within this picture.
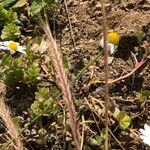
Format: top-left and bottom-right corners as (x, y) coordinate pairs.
(71, 51), (102, 85)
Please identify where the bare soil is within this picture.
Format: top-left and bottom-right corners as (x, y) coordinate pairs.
(0, 0), (150, 150)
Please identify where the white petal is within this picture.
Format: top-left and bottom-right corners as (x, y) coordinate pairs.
(109, 43), (118, 54)
(108, 43), (115, 54)
(0, 46), (9, 50)
(0, 42), (4, 45)
(18, 49), (26, 54)
(18, 46), (26, 50)
(9, 50), (16, 55)
(143, 137), (150, 146)
(139, 129), (147, 136)
(17, 46), (26, 54)
(0, 46), (16, 55)
(144, 124), (150, 135)
(99, 37), (117, 55)
(2, 41), (9, 46)
(99, 37), (104, 48)
(15, 42), (20, 46)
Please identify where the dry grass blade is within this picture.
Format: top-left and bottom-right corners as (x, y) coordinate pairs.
(39, 19), (81, 149)
(0, 97), (23, 150)
(101, 0), (110, 149)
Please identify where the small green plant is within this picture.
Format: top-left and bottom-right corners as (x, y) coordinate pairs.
(24, 67), (40, 86)
(0, 5), (19, 24)
(0, 0), (28, 8)
(141, 89), (150, 97)
(135, 31), (145, 42)
(30, 87), (61, 118)
(0, 0), (16, 7)
(0, 5), (20, 40)
(90, 131), (106, 147)
(30, 87), (61, 133)
(83, 145), (91, 150)
(2, 54), (24, 86)
(115, 111), (131, 130)
(38, 128), (48, 143)
(90, 135), (104, 146)
(1, 23), (21, 40)
(1, 50), (40, 86)
(28, 0), (58, 16)
(138, 89), (150, 102)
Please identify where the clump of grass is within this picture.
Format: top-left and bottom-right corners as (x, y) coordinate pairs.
(39, 18), (81, 149)
(0, 96), (23, 150)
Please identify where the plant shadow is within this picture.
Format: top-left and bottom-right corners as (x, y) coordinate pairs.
(5, 83), (37, 116)
(114, 35), (139, 61)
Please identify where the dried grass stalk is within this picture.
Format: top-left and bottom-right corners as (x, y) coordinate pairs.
(101, 0), (109, 149)
(39, 19), (81, 149)
(0, 97), (23, 150)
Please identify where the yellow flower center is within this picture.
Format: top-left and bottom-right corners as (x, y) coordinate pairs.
(8, 41), (18, 51)
(107, 32), (120, 45)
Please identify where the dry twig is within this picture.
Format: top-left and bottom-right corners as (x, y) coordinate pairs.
(108, 58), (147, 84)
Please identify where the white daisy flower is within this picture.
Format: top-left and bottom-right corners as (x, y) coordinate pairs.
(139, 124), (150, 146)
(99, 36), (118, 55)
(99, 32), (120, 55)
(0, 41), (26, 55)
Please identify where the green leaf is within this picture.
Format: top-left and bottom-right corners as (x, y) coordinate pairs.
(28, 0), (58, 16)
(28, 1), (47, 16)
(4, 67), (24, 86)
(30, 87), (61, 120)
(0, 5), (8, 26)
(12, 0), (27, 8)
(43, 98), (53, 110)
(37, 87), (50, 100)
(90, 139), (99, 146)
(95, 135), (103, 143)
(6, 10), (20, 24)
(1, 23), (21, 40)
(141, 90), (150, 97)
(30, 100), (43, 117)
(83, 145), (91, 150)
(13, 117), (21, 131)
(120, 115), (131, 130)
(116, 111), (126, 121)
(50, 86), (60, 99)
(116, 111), (131, 130)
(0, 0), (16, 7)
(24, 67), (40, 86)
(62, 54), (69, 71)
(135, 31), (145, 42)
(38, 128), (47, 138)
(0, 6), (19, 25)
(90, 135), (103, 146)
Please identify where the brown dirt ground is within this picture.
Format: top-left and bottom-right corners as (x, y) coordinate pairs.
(0, 0), (149, 150)
(55, 0), (150, 149)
